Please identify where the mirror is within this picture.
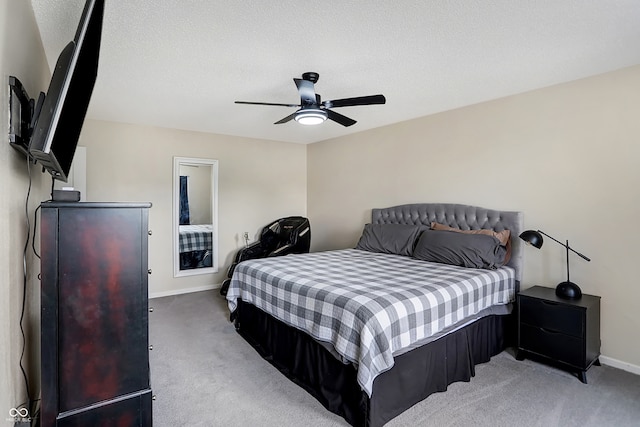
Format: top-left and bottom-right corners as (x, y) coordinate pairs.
(173, 157), (219, 277)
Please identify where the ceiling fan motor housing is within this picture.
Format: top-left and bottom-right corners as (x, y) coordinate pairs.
(302, 72), (319, 83)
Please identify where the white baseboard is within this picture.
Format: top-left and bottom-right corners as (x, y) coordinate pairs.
(149, 283), (220, 299)
(600, 355), (640, 376)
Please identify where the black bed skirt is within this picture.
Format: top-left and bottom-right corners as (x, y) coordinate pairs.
(234, 300), (514, 427)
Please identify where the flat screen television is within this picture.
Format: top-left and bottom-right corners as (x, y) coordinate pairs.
(28, 0), (104, 183)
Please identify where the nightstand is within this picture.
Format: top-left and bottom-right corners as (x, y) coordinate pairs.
(516, 285), (601, 383)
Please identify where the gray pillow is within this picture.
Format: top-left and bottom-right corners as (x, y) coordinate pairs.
(412, 229), (507, 269)
(355, 223), (425, 256)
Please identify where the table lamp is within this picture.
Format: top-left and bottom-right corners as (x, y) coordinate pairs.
(519, 229), (591, 299)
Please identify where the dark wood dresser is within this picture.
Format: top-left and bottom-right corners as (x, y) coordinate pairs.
(40, 202), (153, 427)
(516, 285), (601, 383)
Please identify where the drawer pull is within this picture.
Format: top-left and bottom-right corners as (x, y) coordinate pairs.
(541, 300), (559, 306)
(539, 327), (561, 335)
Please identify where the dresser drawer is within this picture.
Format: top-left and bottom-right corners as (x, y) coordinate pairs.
(520, 324), (586, 368)
(519, 295), (584, 338)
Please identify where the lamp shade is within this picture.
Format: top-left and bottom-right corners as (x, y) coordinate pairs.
(519, 230), (543, 249)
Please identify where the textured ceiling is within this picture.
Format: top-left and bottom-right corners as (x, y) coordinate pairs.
(30, 0), (640, 144)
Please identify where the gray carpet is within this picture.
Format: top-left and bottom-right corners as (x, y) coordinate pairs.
(149, 291), (640, 426)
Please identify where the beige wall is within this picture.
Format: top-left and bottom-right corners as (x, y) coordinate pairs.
(79, 120), (307, 297)
(308, 65), (640, 370)
(1, 0), (51, 418)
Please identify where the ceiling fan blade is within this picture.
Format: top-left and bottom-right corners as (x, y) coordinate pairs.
(323, 94), (386, 108)
(326, 109), (356, 127)
(294, 78), (317, 106)
(274, 112), (297, 124)
(235, 101), (300, 107)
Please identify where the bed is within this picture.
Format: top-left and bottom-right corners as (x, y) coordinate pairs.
(179, 224), (213, 269)
(226, 203), (523, 427)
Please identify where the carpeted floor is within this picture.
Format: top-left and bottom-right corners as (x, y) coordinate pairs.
(149, 290), (640, 426)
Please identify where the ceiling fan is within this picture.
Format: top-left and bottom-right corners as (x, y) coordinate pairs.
(234, 72), (386, 127)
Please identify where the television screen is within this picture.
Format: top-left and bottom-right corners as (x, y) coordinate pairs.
(29, 0), (104, 183)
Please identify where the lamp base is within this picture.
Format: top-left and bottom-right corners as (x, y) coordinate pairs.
(555, 281), (582, 300)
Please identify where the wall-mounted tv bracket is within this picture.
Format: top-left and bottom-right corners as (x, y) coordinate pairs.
(8, 76), (45, 161)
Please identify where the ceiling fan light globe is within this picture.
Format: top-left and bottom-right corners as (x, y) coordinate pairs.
(294, 109), (327, 125)
(297, 115), (325, 125)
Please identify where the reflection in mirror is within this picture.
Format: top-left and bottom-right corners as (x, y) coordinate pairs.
(173, 157), (218, 277)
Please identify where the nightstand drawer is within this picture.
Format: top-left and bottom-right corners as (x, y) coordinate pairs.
(520, 296), (584, 337)
(520, 324), (585, 367)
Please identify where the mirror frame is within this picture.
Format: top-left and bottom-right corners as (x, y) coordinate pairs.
(173, 156), (219, 277)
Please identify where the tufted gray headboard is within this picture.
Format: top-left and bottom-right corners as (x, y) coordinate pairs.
(372, 203), (524, 285)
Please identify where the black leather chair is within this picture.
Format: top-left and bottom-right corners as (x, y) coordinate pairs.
(220, 216), (311, 296)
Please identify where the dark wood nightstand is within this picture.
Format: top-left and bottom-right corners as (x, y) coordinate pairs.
(516, 285), (601, 383)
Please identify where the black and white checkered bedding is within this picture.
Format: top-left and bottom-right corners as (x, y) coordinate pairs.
(226, 248), (516, 397)
(179, 224), (213, 253)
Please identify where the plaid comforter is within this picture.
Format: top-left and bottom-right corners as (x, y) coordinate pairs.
(226, 249), (516, 397)
(179, 224), (213, 253)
